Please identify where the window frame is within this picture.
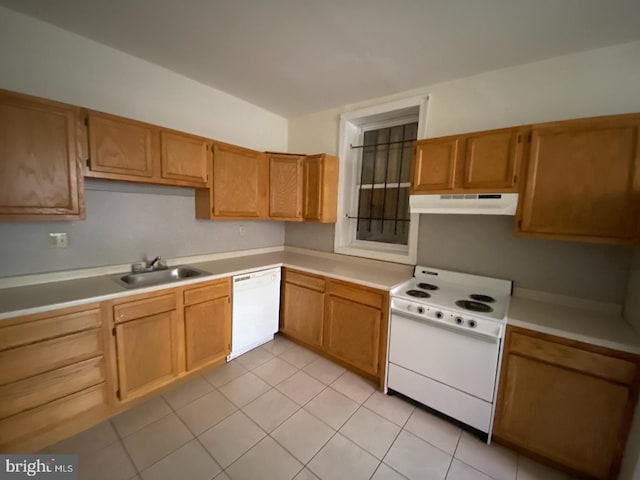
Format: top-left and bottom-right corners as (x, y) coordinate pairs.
(335, 95), (429, 264)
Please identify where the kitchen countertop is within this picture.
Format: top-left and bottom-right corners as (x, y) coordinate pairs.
(2, 248), (640, 356)
(0, 249), (413, 320)
(507, 294), (640, 355)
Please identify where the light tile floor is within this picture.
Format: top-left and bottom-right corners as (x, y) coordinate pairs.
(43, 335), (578, 480)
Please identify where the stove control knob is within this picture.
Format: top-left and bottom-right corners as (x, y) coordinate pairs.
(435, 311), (443, 319)
(468, 319), (478, 329)
(455, 316), (464, 325)
(417, 306), (425, 314)
(406, 304), (413, 312)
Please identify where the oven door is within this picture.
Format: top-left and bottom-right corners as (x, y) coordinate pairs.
(388, 310), (501, 402)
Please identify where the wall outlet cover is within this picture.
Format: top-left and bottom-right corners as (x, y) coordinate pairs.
(49, 232), (69, 248)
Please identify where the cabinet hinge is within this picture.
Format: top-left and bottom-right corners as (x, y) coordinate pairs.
(517, 135), (521, 144)
(112, 327), (116, 336)
(513, 175), (517, 184)
(518, 220), (522, 229)
(84, 116), (89, 127)
(227, 297), (230, 304)
(116, 389), (121, 400)
(527, 133), (532, 142)
(86, 158), (91, 167)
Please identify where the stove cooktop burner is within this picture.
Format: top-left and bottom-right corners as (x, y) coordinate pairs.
(469, 294), (495, 303)
(406, 289), (431, 298)
(455, 300), (493, 313)
(417, 282), (439, 291)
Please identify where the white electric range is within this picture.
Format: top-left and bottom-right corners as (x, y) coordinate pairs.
(387, 266), (512, 439)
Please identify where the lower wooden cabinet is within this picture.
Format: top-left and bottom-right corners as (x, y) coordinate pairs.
(183, 279), (231, 371)
(281, 270), (325, 347)
(280, 269), (388, 385)
(113, 293), (180, 402)
(0, 303), (110, 452)
(493, 326), (640, 480)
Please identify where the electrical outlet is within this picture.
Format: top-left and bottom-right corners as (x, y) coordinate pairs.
(239, 225), (246, 237)
(49, 232), (69, 248)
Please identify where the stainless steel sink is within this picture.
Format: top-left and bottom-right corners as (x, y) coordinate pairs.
(112, 266), (210, 289)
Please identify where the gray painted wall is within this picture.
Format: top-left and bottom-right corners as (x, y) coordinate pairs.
(284, 216), (632, 304)
(0, 180), (285, 277)
(285, 222), (335, 253)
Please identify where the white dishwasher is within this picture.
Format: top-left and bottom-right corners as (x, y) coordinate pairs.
(229, 267), (281, 360)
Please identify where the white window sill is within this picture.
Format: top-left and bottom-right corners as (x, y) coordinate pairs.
(334, 244), (416, 265)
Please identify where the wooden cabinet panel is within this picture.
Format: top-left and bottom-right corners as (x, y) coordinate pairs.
(0, 356), (104, 419)
(0, 89), (83, 220)
(0, 329), (102, 385)
(411, 137), (460, 192)
(303, 154), (339, 223)
(0, 306), (101, 351)
(284, 269), (325, 292)
(160, 131), (209, 185)
(87, 112), (156, 178)
(115, 310), (179, 401)
(184, 279), (230, 306)
(327, 280), (384, 309)
(324, 295), (381, 375)
(269, 154), (303, 220)
(282, 282), (324, 347)
(113, 293), (176, 323)
(463, 129), (522, 190)
(185, 297), (231, 371)
(518, 115), (640, 243)
(494, 326), (640, 480)
(0, 383), (107, 452)
(495, 355), (628, 479)
(199, 143), (268, 219)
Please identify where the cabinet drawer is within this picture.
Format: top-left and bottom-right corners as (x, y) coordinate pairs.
(327, 280), (384, 309)
(0, 329), (102, 385)
(509, 332), (637, 385)
(184, 280), (230, 306)
(0, 383), (107, 449)
(0, 356), (105, 419)
(285, 269), (325, 292)
(114, 293), (176, 323)
(0, 307), (101, 351)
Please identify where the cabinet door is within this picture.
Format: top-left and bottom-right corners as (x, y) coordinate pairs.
(0, 90), (82, 219)
(303, 155), (323, 221)
(324, 295), (381, 375)
(212, 144), (268, 218)
(411, 137), (460, 193)
(463, 129), (523, 190)
(184, 296), (231, 371)
(160, 131), (209, 185)
(269, 154), (303, 220)
(518, 116), (640, 242)
(115, 311), (179, 401)
(494, 354), (629, 479)
(281, 283), (324, 347)
(88, 112), (155, 178)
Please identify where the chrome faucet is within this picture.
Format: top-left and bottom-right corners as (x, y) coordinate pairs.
(131, 256), (167, 273)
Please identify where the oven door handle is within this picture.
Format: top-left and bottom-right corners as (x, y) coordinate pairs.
(391, 309), (501, 344)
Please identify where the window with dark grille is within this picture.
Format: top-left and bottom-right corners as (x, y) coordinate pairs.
(354, 121), (418, 245)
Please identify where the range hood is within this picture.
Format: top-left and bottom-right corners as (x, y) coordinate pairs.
(409, 193), (518, 215)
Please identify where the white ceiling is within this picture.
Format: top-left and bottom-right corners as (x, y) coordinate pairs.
(2, 0), (640, 117)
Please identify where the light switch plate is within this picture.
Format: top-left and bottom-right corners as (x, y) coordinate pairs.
(49, 232), (69, 248)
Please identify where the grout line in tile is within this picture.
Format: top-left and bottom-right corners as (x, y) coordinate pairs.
(442, 423), (464, 479)
(109, 418), (144, 475)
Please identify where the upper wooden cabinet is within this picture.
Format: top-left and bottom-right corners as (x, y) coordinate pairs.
(303, 154), (339, 223)
(516, 114), (640, 244)
(412, 127), (524, 194)
(85, 110), (209, 188)
(494, 326), (640, 480)
(0, 89), (84, 221)
(268, 153), (304, 221)
(160, 131), (209, 184)
(196, 143), (268, 219)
